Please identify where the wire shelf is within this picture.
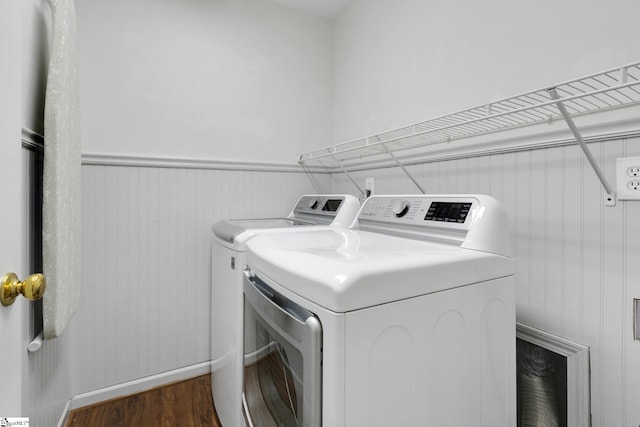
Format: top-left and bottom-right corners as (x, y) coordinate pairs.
(299, 61), (640, 166)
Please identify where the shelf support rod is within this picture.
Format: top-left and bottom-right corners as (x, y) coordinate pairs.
(381, 143), (426, 194)
(299, 161), (327, 194)
(548, 88), (616, 207)
(332, 154), (365, 196)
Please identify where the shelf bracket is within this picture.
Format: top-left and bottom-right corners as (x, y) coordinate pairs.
(547, 88), (616, 207)
(619, 66), (628, 85)
(332, 154), (365, 197)
(381, 143), (426, 194)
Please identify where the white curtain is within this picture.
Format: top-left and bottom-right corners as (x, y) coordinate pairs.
(43, 0), (81, 339)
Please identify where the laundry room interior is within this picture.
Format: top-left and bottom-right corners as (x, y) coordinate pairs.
(6, 0), (640, 425)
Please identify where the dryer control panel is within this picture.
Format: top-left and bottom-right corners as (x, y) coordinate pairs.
(359, 195), (478, 230)
(424, 202), (472, 223)
(358, 194), (512, 256)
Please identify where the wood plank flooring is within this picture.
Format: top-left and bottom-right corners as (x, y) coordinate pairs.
(66, 375), (222, 427)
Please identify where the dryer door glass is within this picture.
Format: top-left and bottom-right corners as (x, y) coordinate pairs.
(243, 271), (322, 427)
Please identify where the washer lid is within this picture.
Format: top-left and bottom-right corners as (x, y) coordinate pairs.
(212, 194), (361, 244)
(213, 218), (314, 243)
(246, 229), (515, 313)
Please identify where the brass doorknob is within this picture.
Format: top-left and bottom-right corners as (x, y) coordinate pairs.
(1, 272), (46, 306)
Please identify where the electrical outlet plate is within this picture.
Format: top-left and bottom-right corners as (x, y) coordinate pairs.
(365, 177), (375, 198)
(616, 156), (640, 200)
(635, 299), (640, 341)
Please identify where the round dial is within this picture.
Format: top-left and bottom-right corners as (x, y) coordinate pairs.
(391, 200), (410, 218)
(308, 199), (319, 209)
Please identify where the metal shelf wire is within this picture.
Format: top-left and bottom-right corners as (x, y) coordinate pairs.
(299, 61), (640, 167)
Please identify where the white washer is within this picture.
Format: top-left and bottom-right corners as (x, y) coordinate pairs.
(211, 194), (360, 427)
(243, 194), (516, 427)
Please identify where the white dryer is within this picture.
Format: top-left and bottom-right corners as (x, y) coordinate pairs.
(243, 194), (516, 427)
(211, 194), (360, 427)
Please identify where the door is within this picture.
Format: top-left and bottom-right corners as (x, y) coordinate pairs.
(0, 0), (26, 417)
(242, 270), (323, 427)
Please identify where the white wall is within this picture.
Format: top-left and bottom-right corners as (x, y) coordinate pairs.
(71, 163), (329, 399)
(76, 0), (334, 163)
(333, 0), (640, 143)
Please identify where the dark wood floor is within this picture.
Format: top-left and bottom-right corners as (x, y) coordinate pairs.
(66, 375), (222, 427)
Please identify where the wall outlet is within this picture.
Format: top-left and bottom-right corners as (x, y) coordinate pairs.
(616, 157), (640, 200)
(365, 177), (375, 198)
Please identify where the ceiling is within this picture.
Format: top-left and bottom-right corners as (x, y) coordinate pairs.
(267, 0), (354, 19)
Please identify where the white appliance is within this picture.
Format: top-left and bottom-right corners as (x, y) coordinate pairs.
(243, 194), (516, 427)
(211, 194), (360, 427)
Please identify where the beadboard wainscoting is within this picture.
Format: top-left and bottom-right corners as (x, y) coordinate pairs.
(69, 159), (329, 407)
(331, 136), (640, 427)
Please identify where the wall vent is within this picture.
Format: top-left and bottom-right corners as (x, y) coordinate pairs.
(516, 322), (591, 427)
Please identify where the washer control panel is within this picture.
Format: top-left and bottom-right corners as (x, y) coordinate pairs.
(293, 195), (345, 216)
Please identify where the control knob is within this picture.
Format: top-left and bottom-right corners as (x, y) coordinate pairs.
(308, 198), (319, 209)
(391, 200), (410, 218)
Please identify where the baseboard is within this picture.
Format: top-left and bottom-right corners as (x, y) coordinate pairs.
(56, 399), (72, 427)
(67, 361), (212, 412)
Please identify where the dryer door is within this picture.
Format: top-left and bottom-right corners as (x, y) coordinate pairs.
(243, 269), (322, 427)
